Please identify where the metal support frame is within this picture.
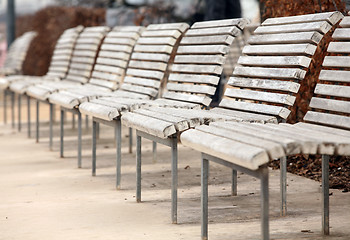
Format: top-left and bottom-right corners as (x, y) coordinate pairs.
(201, 153), (269, 240)
(135, 130), (178, 224)
(92, 120), (97, 176)
(322, 154), (330, 235)
(231, 169), (237, 196)
(27, 95), (31, 138)
(152, 141), (157, 163)
(280, 156), (287, 216)
(60, 109), (64, 158)
(3, 90), (7, 124)
(49, 104), (53, 150)
(128, 127), (133, 153)
(85, 115), (89, 130)
(35, 100), (39, 142)
(17, 94), (21, 131)
(11, 91), (15, 128)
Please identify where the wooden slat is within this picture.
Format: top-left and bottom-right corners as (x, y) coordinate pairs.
(147, 23), (189, 32)
(133, 45), (173, 54)
(100, 44), (133, 53)
(126, 69), (164, 80)
(72, 50), (96, 58)
(225, 88), (296, 106)
(89, 78), (118, 90)
(233, 66), (306, 80)
(98, 51), (131, 60)
(310, 97), (350, 114)
(304, 111), (350, 130)
(168, 73), (220, 85)
(96, 58), (128, 68)
(262, 12), (343, 26)
(141, 29), (181, 38)
(192, 18), (248, 29)
(331, 28), (350, 40)
(166, 83), (216, 95)
(162, 92), (212, 106)
(171, 64), (223, 75)
(91, 71), (123, 82)
(94, 65), (124, 75)
(256, 21), (331, 34)
(339, 16), (350, 27)
(180, 35), (234, 45)
(228, 77), (300, 93)
(248, 32), (322, 45)
(107, 31), (141, 40)
(319, 70), (350, 83)
(314, 84), (350, 98)
(177, 45), (229, 54)
(123, 76), (161, 88)
(323, 56), (350, 68)
(209, 108), (277, 123)
(174, 55), (226, 65)
(185, 26), (241, 37)
(219, 99), (291, 119)
(327, 42), (350, 53)
(137, 37), (176, 46)
(238, 56), (311, 67)
(121, 83), (158, 97)
(131, 52), (170, 62)
(242, 43), (317, 56)
(128, 60), (167, 71)
(103, 38), (137, 46)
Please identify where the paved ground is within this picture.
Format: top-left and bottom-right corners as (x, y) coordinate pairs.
(0, 101), (350, 240)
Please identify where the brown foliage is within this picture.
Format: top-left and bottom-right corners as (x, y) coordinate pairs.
(16, 6), (106, 76)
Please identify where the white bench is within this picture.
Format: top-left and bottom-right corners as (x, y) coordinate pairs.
(180, 12), (346, 240)
(49, 26), (144, 167)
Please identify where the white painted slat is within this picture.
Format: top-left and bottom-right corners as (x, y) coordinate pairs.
(166, 83), (216, 95)
(209, 108), (277, 123)
(137, 37), (176, 46)
(310, 97), (350, 114)
(98, 51), (131, 60)
(262, 12), (343, 26)
(219, 99), (291, 119)
(315, 84), (350, 98)
(96, 58), (128, 68)
(147, 23), (189, 32)
(233, 66), (306, 80)
(319, 70), (350, 83)
(133, 44), (173, 54)
(72, 50), (97, 58)
(248, 31), (322, 45)
(327, 42), (350, 53)
(177, 45), (229, 54)
(256, 21), (331, 34)
(192, 18), (248, 29)
(128, 60), (167, 71)
(171, 64), (222, 75)
(323, 56), (350, 68)
(89, 78), (118, 90)
(107, 31), (141, 40)
(304, 111), (350, 130)
(295, 122), (350, 138)
(162, 92), (212, 106)
(168, 73), (220, 85)
(238, 56), (311, 67)
(180, 129), (269, 170)
(225, 88), (296, 106)
(123, 76), (161, 88)
(332, 28), (350, 40)
(102, 38), (137, 46)
(180, 35), (234, 45)
(91, 71), (123, 82)
(141, 29), (181, 38)
(100, 44), (133, 53)
(186, 26), (241, 37)
(71, 56), (95, 64)
(94, 65), (124, 75)
(131, 53), (170, 62)
(228, 77), (300, 93)
(242, 43), (317, 56)
(121, 83), (158, 97)
(126, 68), (164, 80)
(339, 16), (350, 27)
(74, 44), (99, 51)
(174, 55), (226, 65)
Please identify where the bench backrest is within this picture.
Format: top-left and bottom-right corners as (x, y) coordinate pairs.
(3, 31), (37, 74)
(88, 26), (144, 91)
(46, 26), (84, 79)
(117, 23), (189, 100)
(218, 11), (343, 121)
(304, 16), (350, 130)
(64, 26), (110, 84)
(161, 18), (249, 107)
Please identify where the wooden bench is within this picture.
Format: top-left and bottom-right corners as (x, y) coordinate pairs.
(78, 22), (189, 190)
(180, 12), (345, 240)
(4, 26), (84, 133)
(24, 26), (109, 146)
(120, 12), (342, 228)
(48, 26), (144, 167)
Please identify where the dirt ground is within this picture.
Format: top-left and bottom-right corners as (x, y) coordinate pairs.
(0, 100), (350, 240)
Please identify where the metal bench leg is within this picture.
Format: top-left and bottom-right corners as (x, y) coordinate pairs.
(17, 94), (21, 132)
(116, 120), (122, 189)
(171, 137), (178, 224)
(201, 157), (209, 240)
(77, 111), (82, 168)
(85, 115), (89, 130)
(96, 122), (100, 139)
(35, 100), (39, 143)
(153, 141), (157, 163)
(136, 135), (142, 203)
(280, 156), (287, 216)
(60, 109), (64, 158)
(49, 104), (53, 151)
(231, 169), (238, 196)
(322, 155), (330, 235)
(92, 120), (97, 176)
(72, 113), (75, 129)
(3, 90), (7, 124)
(11, 92), (15, 128)
(260, 166), (270, 240)
(128, 127), (133, 153)
(27, 96), (31, 138)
